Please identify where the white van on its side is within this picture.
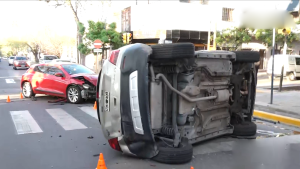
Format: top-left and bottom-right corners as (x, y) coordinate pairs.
(267, 55), (300, 81)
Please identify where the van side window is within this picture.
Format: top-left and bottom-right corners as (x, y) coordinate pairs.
(296, 58), (300, 65)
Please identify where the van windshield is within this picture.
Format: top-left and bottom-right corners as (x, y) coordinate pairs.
(10, 57), (15, 59)
(44, 56), (58, 60)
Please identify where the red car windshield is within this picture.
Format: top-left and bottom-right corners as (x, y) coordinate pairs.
(61, 64), (94, 75)
(15, 57), (27, 60)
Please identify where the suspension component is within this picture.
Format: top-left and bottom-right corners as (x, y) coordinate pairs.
(161, 127), (174, 136)
(161, 66), (179, 73)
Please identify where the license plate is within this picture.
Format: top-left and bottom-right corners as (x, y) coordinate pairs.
(104, 91), (110, 112)
(21, 65), (25, 68)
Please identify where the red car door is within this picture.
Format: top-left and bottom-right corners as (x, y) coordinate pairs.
(43, 66), (70, 97)
(31, 65), (48, 93)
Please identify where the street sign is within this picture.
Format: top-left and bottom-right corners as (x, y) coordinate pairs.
(93, 49), (102, 53)
(94, 39), (102, 49)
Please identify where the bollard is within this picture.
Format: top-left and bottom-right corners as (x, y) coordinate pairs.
(278, 65), (284, 92)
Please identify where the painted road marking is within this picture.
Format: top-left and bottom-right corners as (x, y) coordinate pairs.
(78, 106), (98, 120)
(0, 76), (21, 79)
(5, 79), (16, 83)
(46, 108), (87, 131)
(10, 110), (43, 135)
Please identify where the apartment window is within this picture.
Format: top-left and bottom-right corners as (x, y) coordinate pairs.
(222, 8), (234, 22)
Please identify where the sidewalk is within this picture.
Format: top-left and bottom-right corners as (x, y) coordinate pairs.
(255, 90), (300, 119)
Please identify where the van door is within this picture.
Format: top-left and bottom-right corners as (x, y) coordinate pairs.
(295, 57), (300, 77)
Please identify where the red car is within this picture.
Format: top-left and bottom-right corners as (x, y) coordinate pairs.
(21, 63), (98, 104)
(13, 56), (30, 70)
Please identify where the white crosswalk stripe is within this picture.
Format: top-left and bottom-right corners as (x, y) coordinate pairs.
(10, 110), (43, 134)
(7, 107), (98, 135)
(46, 108), (88, 131)
(78, 106), (98, 120)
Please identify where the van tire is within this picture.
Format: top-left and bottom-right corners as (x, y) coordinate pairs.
(150, 43), (195, 60)
(152, 137), (193, 164)
(233, 51), (260, 63)
(233, 121), (257, 136)
(287, 73), (295, 81)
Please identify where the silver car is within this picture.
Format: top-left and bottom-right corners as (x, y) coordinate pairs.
(97, 43), (259, 164)
(8, 56), (15, 66)
(39, 55), (58, 64)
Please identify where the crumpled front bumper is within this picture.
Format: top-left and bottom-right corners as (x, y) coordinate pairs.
(81, 89), (96, 99)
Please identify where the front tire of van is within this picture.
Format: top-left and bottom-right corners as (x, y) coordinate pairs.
(287, 73), (295, 81)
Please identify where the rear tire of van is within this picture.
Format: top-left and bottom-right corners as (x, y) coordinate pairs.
(149, 43), (195, 60)
(152, 137), (193, 164)
(287, 73), (295, 81)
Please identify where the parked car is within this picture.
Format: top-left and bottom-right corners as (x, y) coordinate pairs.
(267, 54), (300, 81)
(39, 55), (58, 64)
(21, 63), (97, 103)
(51, 59), (72, 63)
(97, 43), (260, 164)
(13, 56), (30, 70)
(8, 56), (15, 66)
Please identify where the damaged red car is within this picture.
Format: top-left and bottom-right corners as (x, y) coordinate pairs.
(21, 63), (97, 104)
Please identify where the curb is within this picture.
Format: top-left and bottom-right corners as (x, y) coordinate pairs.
(253, 110), (300, 127)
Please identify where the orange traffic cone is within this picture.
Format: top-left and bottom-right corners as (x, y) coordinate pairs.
(93, 101), (97, 110)
(191, 167), (194, 169)
(96, 153), (107, 169)
(20, 93), (23, 99)
(6, 96), (11, 103)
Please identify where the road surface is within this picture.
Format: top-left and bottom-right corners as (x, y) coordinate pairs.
(0, 60), (300, 169)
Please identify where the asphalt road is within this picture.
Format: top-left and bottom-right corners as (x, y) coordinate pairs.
(1, 59), (300, 169)
(0, 59), (27, 96)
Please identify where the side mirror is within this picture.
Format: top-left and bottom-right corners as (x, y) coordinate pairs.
(54, 72), (63, 77)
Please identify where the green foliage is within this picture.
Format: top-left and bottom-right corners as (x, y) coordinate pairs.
(255, 29), (299, 48)
(7, 51), (14, 57)
(216, 27), (253, 51)
(78, 21), (124, 55)
(78, 43), (91, 55)
(78, 22), (85, 36)
(6, 40), (27, 55)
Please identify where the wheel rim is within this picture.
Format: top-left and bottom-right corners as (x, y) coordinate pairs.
(23, 82), (31, 97)
(290, 74), (295, 80)
(68, 88), (78, 103)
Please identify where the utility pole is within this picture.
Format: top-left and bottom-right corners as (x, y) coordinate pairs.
(270, 28), (275, 104)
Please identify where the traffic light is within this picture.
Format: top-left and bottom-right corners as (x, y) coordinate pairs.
(127, 33), (132, 44)
(122, 33), (127, 44)
(278, 28), (291, 35)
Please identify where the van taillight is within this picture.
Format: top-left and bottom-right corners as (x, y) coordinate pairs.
(109, 50), (120, 65)
(108, 138), (122, 152)
(96, 91), (99, 99)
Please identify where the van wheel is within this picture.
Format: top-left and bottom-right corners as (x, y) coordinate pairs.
(233, 121), (257, 136)
(149, 43), (195, 60)
(287, 73), (295, 81)
(152, 137), (193, 164)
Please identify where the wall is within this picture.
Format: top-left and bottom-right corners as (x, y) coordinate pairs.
(129, 3), (233, 32)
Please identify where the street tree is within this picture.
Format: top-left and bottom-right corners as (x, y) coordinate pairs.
(43, 0), (114, 65)
(255, 29), (299, 52)
(78, 21), (123, 55)
(5, 39), (27, 55)
(215, 27), (253, 51)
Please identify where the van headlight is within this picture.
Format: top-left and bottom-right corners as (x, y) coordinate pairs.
(82, 84), (90, 89)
